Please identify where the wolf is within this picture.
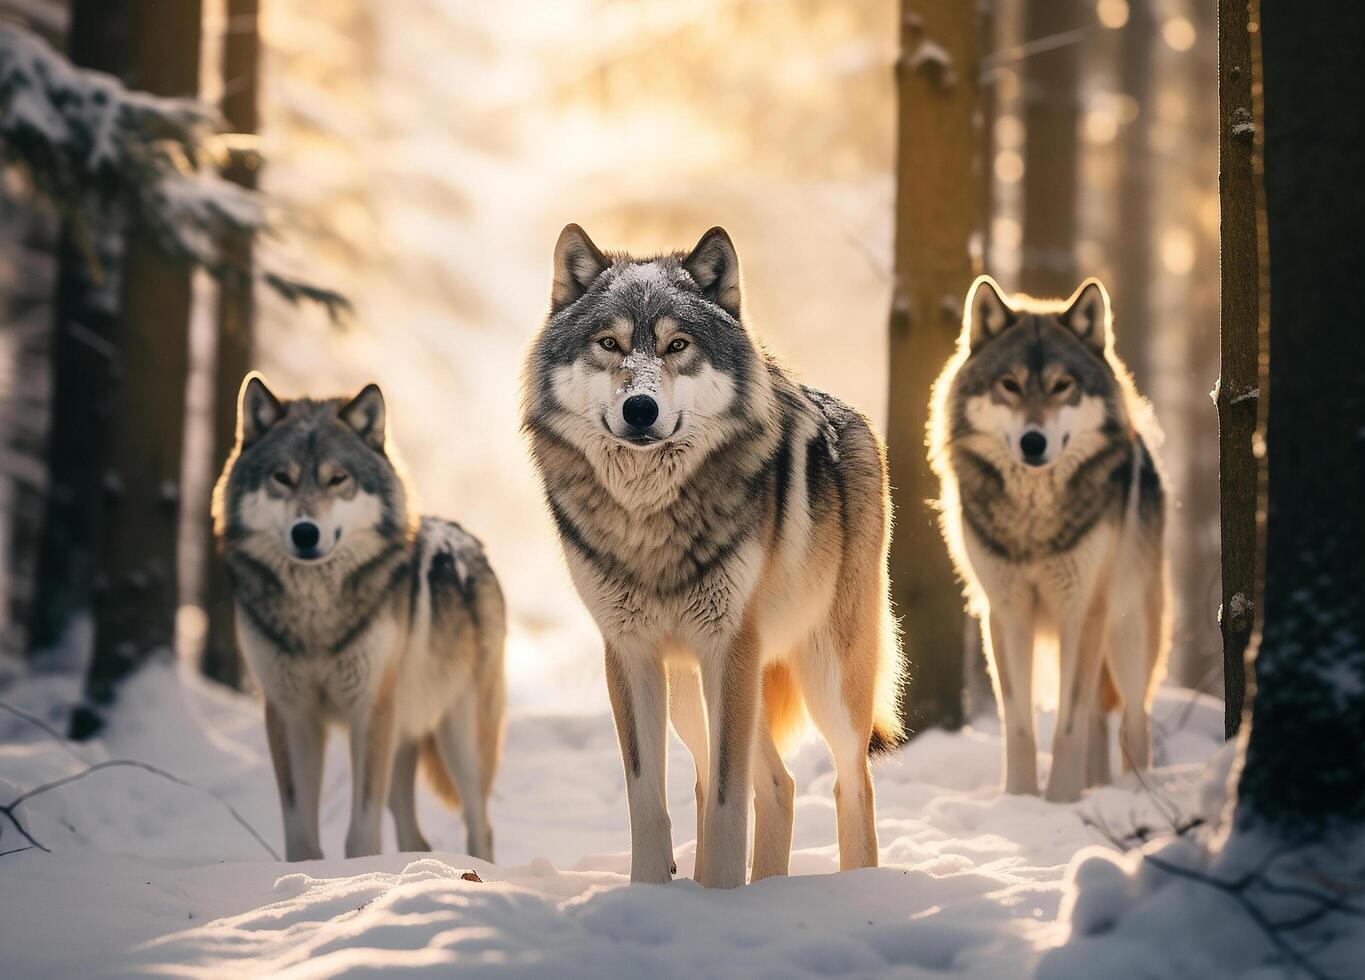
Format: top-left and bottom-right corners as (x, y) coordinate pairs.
(522, 224), (905, 888)
(212, 374), (505, 861)
(929, 276), (1169, 803)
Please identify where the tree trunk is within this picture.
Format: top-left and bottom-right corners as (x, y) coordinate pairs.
(26, 2), (132, 656)
(200, 0), (260, 690)
(1215, 0), (1260, 739)
(1235, 1), (1365, 827)
(1019, 0), (1080, 297)
(69, 1), (203, 738)
(886, 2), (982, 734)
(1113, 0), (1155, 392)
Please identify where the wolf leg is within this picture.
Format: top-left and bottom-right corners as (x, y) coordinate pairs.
(433, 696), (494, 862)
(345, 681), (397, 858)
(697, 624), (760, 888)
(985, 602), (1038, 795)
(389, 738), (431, 852)
(265, 699), (326, 861)
(1108, 603), (1152, 773)
(796, 629), (878, 871)
(1046, 590), (1108, 803)
(667, 661), (709, 880)
(1085, 693), (1111, 788)
(749, 682), (795, 881)
(605, 642), (674, 883)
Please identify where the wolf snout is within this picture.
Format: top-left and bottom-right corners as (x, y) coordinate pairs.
(1020, 429), (1047, 465)
(290, 519), (321, 555)
(622, 394), (659, 430)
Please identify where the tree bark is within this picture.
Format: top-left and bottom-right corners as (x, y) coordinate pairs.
(200, 0), (260, 690)
(69, 1), (202, 738)
(1236, 1), (1365, 827)
(886, 3), (982, 734)
(26, 2), (132, 655)
(1019, 0), (1080, 297)
(1215, 0), (1260, 739)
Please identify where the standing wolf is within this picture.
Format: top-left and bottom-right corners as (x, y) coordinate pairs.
(523, 224), (905, 888)
(929, 276), (1168, 803)
(213, 374), (505, 861)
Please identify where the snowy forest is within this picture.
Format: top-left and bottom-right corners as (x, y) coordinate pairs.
(0, 1), (1360, 977)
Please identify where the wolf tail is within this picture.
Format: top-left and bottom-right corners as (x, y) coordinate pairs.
(868, 594), (908, 757)
(419, 735), (463, 810)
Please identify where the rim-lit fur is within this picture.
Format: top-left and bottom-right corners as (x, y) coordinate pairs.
(523, 224), (906, 888)
(929, 276), (1169, 803)
(212, 374), (506, 861)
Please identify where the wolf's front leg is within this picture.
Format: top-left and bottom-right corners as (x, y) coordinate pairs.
(697, 624), (760, 889)
(265, 699), (326, 861)
(985, 603), (1038, 796)
(345, 683), (398, 858)
(1047, 589), (1108, 803)
(605, 642), (674, 884)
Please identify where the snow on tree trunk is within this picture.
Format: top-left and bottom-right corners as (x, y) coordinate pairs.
(1234, 0), (1365, 829)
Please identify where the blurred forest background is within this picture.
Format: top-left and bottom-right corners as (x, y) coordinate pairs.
(0, 0), (1225, 725)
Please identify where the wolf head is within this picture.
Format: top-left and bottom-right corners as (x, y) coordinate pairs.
(213, 373), (409, 565)
(947, 276), (1122, 469)
(523, 224), (769, 466)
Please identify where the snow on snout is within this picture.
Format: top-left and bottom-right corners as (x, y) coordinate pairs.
(617, 349), (663, 396)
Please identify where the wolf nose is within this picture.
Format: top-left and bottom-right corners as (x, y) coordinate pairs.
(290, 520), (321, 551)
(1020, 430), (1047, 464)
(622, 394), (659, 430)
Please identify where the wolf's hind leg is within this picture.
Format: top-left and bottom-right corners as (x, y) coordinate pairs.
(1108, 602), (1152, 773)
(389, 738), (431, 852)
(985, 603), (1039, 796)
(433, 696), (495, 862)
(1085, 694), (1111, 788)
(667, 661), (709, 879)
(265, 700), (326, 861)
(751, 664), (797, 881)
(796, 630), (878, 872)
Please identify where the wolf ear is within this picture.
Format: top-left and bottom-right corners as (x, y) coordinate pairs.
(551, 223), (609, 312)
(683, 226), (742, 318)
(965, 276), (1016, 350)
(339, 383), (386, 451)
(1060, 278), (1111, 353)
(238, 372), (284, 445)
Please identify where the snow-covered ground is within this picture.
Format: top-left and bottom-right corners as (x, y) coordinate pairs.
(0, 662), (1227, 978)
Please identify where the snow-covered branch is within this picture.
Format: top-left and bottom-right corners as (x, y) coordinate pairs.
(0, 21), (347, 318)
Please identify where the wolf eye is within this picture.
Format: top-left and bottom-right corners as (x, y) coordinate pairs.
(1000, 377), (1022, 396)
(272, 471), (294, 489)
(328, 472), (349, 487)
(598, 337), (619, 351)
(1051, 377), (1074, 396)
(667, 338), (689, 353)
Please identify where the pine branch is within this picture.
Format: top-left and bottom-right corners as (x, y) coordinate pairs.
(0, 21), (348, 317)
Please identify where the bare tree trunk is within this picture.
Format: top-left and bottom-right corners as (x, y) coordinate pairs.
(1113, 0), (1155, 391)
(1019, 0), (1080, 297)
(887, 2), (982, 734)
(1236, 0), (1365, 826)
(1215, 0), (1260, 739)
(199, 0), (260, 690)
(70, 1), (203, 738)
(27, 2), (131, 657)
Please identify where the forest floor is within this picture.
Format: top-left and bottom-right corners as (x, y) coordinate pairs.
(0, 662), (1228, 978)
